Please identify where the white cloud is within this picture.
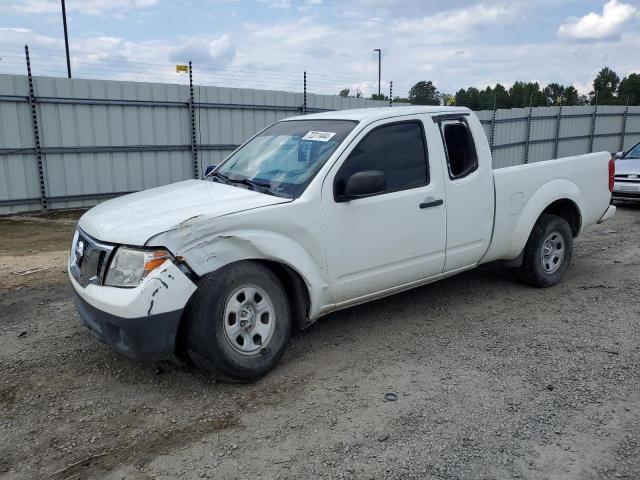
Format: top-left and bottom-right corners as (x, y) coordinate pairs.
(6, 0), (58, 14)
(7, 0), (159, 16)
(259, 0), (291, 8)
(392, 3), (518, 39)
(572, 80), (593, 96)
(558, 0), (638, 42)
(169, 34), (236, 65)
(1, 0), (639, 99)
(245, 17), (337, 46)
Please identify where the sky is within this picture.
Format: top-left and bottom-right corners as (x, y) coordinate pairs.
(0, 0), (639, 97)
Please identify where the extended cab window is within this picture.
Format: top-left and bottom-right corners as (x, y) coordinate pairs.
(334, 121), (428, 199)
(441, 120), (478, 179)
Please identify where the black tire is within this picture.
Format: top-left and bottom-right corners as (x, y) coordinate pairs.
(184, 261), (291, 382)
(517, 214), (573, 288)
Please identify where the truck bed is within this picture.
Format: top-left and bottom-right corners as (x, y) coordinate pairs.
(482, 152), (612, 263)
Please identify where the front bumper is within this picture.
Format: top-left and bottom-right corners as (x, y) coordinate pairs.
(69, 255), (197, 362)
(612, 191), (640, 201)
(612, 181), (640, 201)
(73, 290), (181, 361)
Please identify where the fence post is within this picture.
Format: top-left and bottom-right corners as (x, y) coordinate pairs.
(25, 45), (47, 211)
(489, 94), (496, 156)
(553, 99), (562, 159)
(588, 92), (598, 153)
(619, 96), (629, 153)
(188, 61), (199, 179)
(389, 81), (393, 107)
(524, 94), (533, 164)
(302, 71), (307, 115)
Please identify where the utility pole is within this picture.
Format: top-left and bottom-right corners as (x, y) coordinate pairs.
(373, 49), (381, 97)
(61, 0), (71, 78)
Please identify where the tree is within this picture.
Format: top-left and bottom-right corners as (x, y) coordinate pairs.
(591, 67), (620, 104)
(543, 83), (565, 106)
(371, 93), (388, 101)
(508, 81), (547, 108)
(478, 86), (495, 110)
(493, 83), (511, 109)
(561, 86), (581, 106)
(338, 88), (350, 98)
(453, 88), (467, 107)
(454, 87), (481, 110)
(440, 92), (454, 106)
(618, 73), (640, 106)
(408, 81), (440, 105)
(507, 82), (527, 107)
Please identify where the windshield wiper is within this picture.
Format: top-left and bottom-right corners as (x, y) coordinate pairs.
(242, 177), (272, 190)
(213, 173), (279, 196)
(209, 171), (231, 184)
(232, 177), (274, 194)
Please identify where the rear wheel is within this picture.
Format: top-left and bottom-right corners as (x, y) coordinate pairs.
(517, 214), (573, 288)
(184, 261), (291, 382)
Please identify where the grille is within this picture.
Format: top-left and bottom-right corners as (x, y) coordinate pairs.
(70, 229), (115, 287)
(614, 174), (640, 183)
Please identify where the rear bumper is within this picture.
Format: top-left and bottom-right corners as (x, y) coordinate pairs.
(74, 291), (181, 361)
(598, 205), (616, 224)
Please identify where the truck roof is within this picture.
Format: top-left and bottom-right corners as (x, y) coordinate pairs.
(283, 106), (471, 123)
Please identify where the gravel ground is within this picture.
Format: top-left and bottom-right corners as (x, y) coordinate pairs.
(1, 205), (639, 480)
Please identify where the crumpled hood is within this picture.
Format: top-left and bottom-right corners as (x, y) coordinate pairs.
(78, 180), (291, 245)
(615, 158), (640, 176)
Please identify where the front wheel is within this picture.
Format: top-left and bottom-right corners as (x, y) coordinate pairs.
(184, 261), (291, 382)
(517, 214), (573, 288)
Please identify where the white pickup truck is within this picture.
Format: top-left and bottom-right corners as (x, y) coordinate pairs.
(69, 106), (616, 381)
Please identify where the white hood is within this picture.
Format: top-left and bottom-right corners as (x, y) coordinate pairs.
(615, 158), (640, 176)
(78, 180), (291, 245)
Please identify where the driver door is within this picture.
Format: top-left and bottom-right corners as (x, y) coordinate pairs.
(321, 118), (447, 304)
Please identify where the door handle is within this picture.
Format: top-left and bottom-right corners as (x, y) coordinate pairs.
(419, 199), (443, 209)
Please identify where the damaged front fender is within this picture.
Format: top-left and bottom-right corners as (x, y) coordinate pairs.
(148, 220), (331, 321)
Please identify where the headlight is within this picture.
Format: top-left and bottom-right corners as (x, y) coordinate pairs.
(104, 247), (172, 287)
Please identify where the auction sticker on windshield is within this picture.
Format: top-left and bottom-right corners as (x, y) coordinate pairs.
(302, 131), (336, 142)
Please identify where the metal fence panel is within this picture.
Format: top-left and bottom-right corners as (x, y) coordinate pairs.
(0, 75), (42, 213)
(0, 74), (398, 214)
(2, 72), (639, 214)
(492, 108), (528, 168)
(623, 107), (640, 151)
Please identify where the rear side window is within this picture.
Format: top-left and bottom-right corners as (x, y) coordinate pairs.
(441, 121), (478, 179)
(334, 121), (428, 198)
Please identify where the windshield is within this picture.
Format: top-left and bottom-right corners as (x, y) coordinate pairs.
(214, 119), (357, 198)
(623, 143), (640, 159)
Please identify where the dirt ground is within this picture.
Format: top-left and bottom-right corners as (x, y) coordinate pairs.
(1, 205), (639, 480)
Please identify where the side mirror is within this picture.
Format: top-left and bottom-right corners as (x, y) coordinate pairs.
(614, 151), (624, 159)
(343, 170), (386, 200)
(204, 165), (217, 177)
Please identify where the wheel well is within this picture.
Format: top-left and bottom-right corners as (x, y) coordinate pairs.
(254, 259), (312, 330)
(541, 199), (581, 237)
(174, 259), (312, 362)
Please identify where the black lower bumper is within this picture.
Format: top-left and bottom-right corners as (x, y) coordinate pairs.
(612, 191), (640, 201)
(73, 291), (182, 362)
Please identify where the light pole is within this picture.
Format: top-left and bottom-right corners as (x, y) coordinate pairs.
(61, 0), (71, 78)
(373, 49), (381, 97)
